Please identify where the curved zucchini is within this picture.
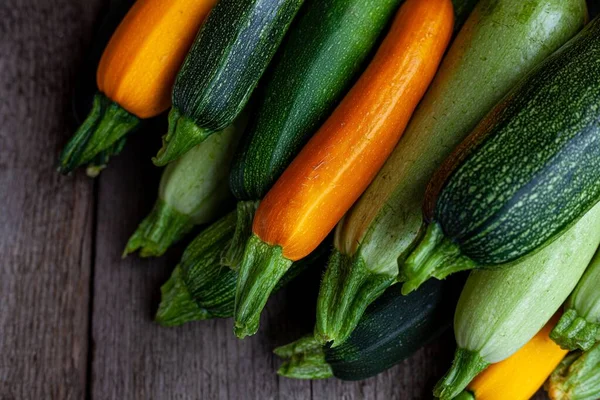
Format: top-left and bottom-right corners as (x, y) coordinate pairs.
(316, 0), (587, 346)
(552, 249), (600, 351)
(153, 0), (304, 166)
(433, 202), (600, 400)
(546, 343), (600, 400)
(402, 14), (600, 293)
(275, 278), (462, 381)
(124, 118), (244, 258)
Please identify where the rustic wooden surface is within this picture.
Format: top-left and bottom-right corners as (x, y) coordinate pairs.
(0, 1), (551, 399)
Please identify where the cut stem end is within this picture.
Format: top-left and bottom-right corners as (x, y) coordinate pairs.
(551, 308), (600, 351)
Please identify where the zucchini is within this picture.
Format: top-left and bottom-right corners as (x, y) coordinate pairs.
(275, 278), (462, 381)
(433, 202), (600, 400)
(153, 0), (304, 166)
(551, 248), (600, 351)
(402, 14), (600, 293)
(155, 207), (328, 326)
(316, 0), (587, 346)
(124, 118), (244, 258)
(546, 343), (600, 400)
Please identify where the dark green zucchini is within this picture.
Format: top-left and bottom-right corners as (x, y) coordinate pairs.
(153, 0), (304, 166)
(156, 207), (328, 326)
(401, 16), (600, 293)
(275, 278), (462, 380)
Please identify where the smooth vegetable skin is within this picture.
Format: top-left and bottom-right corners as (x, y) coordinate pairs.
(552, 248), (600, 351)
(433, 202), (600, 400)
(402, 14), (600, 293)
(456, 314), (567, 400)
(224, 0), (406, 267)
(153, 0), (304, 166)
(124, 119), (244, 258)
(156, 206), (329, 326)
(59, 0), (216, 175)
(275, 278), (461, 381)
(316, 0), (587, 347)
(546, 343), (600, 400)
(233, 0), (454, 339)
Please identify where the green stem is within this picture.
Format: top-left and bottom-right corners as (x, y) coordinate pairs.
(86, 135), (128, 177)
(400, 223), (477, 295)
(433, 348), (489, 400)
(234, 235), (293, 338)
(315, 250), (396, 347)
(58, 92), (139, 174)
(274, 336), (333, 380)
(153, 107), (213, 166)
(453, 391), (476, 400)
(221, 201), (260, 270)
(547, 345), (600, 400)
(124, 199), (195, 258)
(155, 265), (212, 326)
(551, 309), (600, 351)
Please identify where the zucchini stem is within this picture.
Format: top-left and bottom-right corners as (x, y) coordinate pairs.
(546, 344), (600, 400)
(155, 265), (212, 326)
(58, 93), (139, 174)
(124, 199), (195, 258)
(234, 235), (293, 338)
(274, 336), (333, 380)
(453, 391), (475, 400)
(551, 308), (600, 351)
(222, 201), (260, 270)
(153, 108), (213, 166)
(401, 223), (476, 295)
(315, 250), (396, 347)
(433, 348), (489, 400)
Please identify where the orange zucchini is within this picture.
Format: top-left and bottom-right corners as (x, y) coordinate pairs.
(455, 314), (568, 400)
(59, 0), (216, 175)
(233, 0), (454, 338)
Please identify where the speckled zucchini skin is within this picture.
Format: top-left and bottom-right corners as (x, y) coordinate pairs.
(428, 18), (600, 265)
(173, 0), (303, 132)
(229, 0), (403, 200)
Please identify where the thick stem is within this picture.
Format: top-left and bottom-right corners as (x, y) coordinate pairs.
(153, 107), (213, 166)
(315, 250), (396, 346)
(400, 223), (477, 295)
(547, 345), (600, 400)
(58, 93), (139, 174)
(274, 336), (333, 380)
(155, 265), (212, 327)
(124, 199), (195, 258)
(222, 201), (260, 270)
(551, 308), (600, 351)
(234, 235), (293, 338)
(433, 348), (489, 400)
(86, 135), (128, 177)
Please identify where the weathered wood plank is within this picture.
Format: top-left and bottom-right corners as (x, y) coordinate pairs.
(0, 0), (102, 398)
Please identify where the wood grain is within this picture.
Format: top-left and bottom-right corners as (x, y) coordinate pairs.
(0, 0), (102, 398)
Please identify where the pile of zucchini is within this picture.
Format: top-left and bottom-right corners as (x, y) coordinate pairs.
(61, 0), (600, 397)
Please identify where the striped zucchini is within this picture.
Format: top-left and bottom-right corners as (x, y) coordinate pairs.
(433, 202), (600, 400)
(552, 249), (600, 351)
(546, 343), (600, 400)
(316, 0), (587, 346)
(153, 0), (304, 166)
(275, 278), (461, 381)
(402, 15), (600, 293)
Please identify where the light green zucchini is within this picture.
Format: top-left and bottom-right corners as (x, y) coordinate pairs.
(124, 119), (243, 257)
(433, 202), (600, 400)
(552, 249), (600, 351)
(315, 0), (588, 346)
(546, 344), (600, 400)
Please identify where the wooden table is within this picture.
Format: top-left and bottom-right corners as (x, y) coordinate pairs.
(0, 1), (555, 398)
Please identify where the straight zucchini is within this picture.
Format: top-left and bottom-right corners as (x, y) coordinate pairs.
(433, 202), (600, 400)
(546, 343), (600, 400)
(124, 118), (244, 258)
(275, 278), (461, 381)
(402, 15), (600, 293)
(551, 248), (600, 351)
(153, 0), (304, 166)
(316, 0), (587, 346)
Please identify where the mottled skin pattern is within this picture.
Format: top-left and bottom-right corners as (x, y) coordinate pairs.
(431, 18), (600, 265)
(229, 0), (403, 200)
(173, 0), (303, 131)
